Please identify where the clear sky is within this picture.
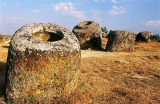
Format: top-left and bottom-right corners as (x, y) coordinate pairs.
(0, 0), (160, 35)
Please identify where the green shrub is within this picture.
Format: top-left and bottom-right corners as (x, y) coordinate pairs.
(150, 34), (160, 41)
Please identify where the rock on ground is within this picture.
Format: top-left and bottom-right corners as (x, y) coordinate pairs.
(136, 31), (153, 42)
(72, 21), (102, 50)
(106, 30), (136, 52)
(5, 23), (81, 103)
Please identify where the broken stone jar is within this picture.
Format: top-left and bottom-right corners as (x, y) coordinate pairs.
(5, 23), (80, 103)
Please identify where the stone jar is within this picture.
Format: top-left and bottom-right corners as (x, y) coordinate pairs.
(106, 30), (136, 52)
(5, 23), (81, 103)
(136, 31), (153, 42)
(72, 21), (102, 50)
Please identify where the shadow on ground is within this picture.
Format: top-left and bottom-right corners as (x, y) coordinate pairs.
(0, 61), (6, 96)
(1, 46), (9, 48)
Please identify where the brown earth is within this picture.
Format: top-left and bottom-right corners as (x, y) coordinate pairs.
(0, 37), (160, 103)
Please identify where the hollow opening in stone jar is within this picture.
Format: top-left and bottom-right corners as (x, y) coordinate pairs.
(86, 21), (92, 25)
(32, 30), (64, 42)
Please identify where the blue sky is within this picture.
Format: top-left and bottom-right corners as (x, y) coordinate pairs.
(0, 0), (160, 35)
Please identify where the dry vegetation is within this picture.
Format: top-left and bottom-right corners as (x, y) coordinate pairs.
(0, 37), (160, 103)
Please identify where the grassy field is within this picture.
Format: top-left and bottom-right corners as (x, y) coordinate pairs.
(0, 38), (160, 103)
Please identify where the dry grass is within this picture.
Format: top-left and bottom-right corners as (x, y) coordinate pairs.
(0, 41), (9, 103)
(0, 37), (160, 103)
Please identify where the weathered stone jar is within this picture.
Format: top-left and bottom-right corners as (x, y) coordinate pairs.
(5, 23), (80, 103)
(136, 31), (153, 42)
(72, 21), (102, 50)
(106, 30), (136, 52)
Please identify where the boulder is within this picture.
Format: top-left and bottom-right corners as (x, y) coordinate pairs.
(5, 23), (81, 103)
(136, 31), (153, 42)
(72, 21), (102, 50)
(106, 30), (136, 52)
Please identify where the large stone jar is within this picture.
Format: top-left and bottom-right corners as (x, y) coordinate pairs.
(106, 30), (135, 52)
(5, 23), (80, 103)
(72, 21), (102, 50)
(136, 31), (153, 42)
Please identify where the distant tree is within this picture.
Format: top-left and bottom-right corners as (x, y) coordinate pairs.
(0, 34), (2, 43)
(101, 26), (108, 34)
(150, 34), (160, 41)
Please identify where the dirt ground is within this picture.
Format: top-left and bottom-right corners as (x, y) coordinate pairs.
(0, 38), (160, 104)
